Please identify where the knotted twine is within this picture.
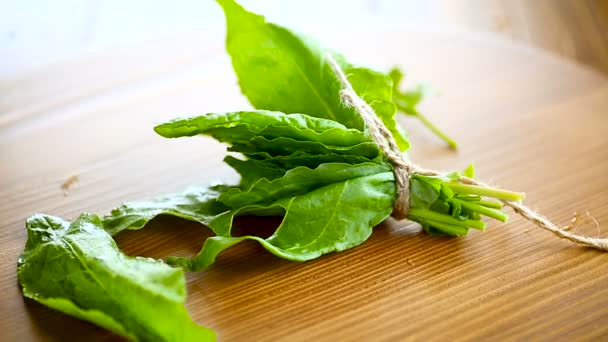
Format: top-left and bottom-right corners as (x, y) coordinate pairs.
(325, 54), (608, 251)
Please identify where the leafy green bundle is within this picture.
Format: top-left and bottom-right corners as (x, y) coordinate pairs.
(18, 0), (526, 340)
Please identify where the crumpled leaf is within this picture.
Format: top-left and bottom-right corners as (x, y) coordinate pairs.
(154, 110), (382, 160)
(18, 213), (214, 342)
(155, 110), (369, 147)
(103, 185), (229, 236)
(169, 172), (396, 271)
(102, 163), (395, 271)
(142, 108), (397, 270)
(245, 150), (380, 170)
(216, 0), (409, 151)
(219, 162), (391, 208)
(224, 156), (286, 189)
(230, 136), (380, 159)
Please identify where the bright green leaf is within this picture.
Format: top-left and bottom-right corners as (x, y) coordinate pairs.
(245, 150), (382, 170)
(170, 172), (396, 271)
(18, 214), (214, 342)
(216, 0), (409, 150)
(155, 110), (369, 147)
(224, 155), (286, 189)
(229, 136), (380, 159)
(103, 186), (229, 236)
(219, 162), (391, 208)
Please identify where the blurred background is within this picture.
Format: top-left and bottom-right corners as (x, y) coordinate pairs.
(2, 0), (608, 79)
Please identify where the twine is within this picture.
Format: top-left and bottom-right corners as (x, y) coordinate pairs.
(325, 53), (608, 251)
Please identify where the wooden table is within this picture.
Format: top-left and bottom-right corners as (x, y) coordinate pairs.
(1, 29), (608, 341)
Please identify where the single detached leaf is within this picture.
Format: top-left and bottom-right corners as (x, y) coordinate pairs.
(18, 213), (214, 341)
(216, 0), (409, 150)
(170, 171), (396, 271)
(104, 185), (229, 236)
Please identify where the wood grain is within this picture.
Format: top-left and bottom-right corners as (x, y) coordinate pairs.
(501, 0), (608, 74)
(405, 0), (608, 74)
(1, 30), (608, 341)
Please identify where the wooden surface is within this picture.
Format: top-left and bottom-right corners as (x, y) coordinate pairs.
(499, 0), (608, 74)
(1, 29), (608, 341)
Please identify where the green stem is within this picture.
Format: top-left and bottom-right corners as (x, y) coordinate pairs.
(409, 208), (486, 230)
(413, 110), (458, 149)
(393, 98), (458, 148)
(469, 212), (481, 220)
(478, 200), (504, 209)
(424, 220), (469, 236)
(451, 198), (509, 222)
(446, 183), (525, 202)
